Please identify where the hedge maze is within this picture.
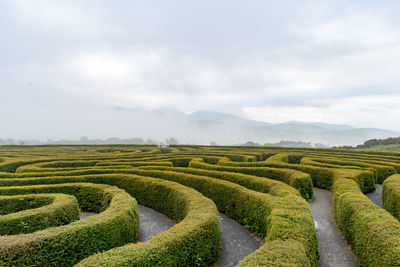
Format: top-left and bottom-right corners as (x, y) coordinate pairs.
(0, 145), (400, 266)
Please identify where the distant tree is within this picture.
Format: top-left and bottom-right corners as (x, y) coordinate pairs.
(4, 138), (15, 145)
(244, 141), (260, 146)
(210, 141), (217, 146)
(165, 137), (178, 145)
(80, 136), (90, 143)
(131, 138), (145, 144)
(314, 143), (327, 148)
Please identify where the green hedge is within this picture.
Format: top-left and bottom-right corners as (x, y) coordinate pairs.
(0, 193), (79, 235)
(0, 158), (50, 173)
(333, 172), (400, 266)
(304, 156), (396, 184)
(0, 183), (139, 266)
(265, 153), (376, 193)
(96, 161), (173, 167)
(0, 174), (221, 267)
(140, 166), (300, 195)
(218, 153), (331, 190)
(0, 171), (318, 266)
(383, 174), (400, 220)
(76, 174), (221, 267)
(83, 169), (319, 266)
(189, 158), (314, 199)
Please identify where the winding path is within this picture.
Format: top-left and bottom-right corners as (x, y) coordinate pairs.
(80, 212), (97, 220)
(216, 213), (264, 267)
(309, 189), (357, 267)
(366, 185), (383, 208)
(138, 205), (175, 242)
(80, 206), (264, 266)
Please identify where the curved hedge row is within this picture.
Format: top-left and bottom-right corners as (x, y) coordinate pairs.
(302, 156), (396, 184)
(0, 193), (79, 235)
(86, 169), (319, 266)
(0, 183), (139, 266)
(383, 174), (400, 220)
(0, 169), (317, 266)
(0, 174), (221, 267)
(189, 158), (314, 199)
(333, 173), (400, 265)
(2, 144), (400, 266)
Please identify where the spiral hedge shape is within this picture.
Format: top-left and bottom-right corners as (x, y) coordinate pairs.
(0, 145), (400, 265)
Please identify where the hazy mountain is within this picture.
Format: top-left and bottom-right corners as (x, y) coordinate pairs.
(4, 107), (396, 147)
(277, 121), (354, 131)
(189, 110), (271, 127)
(104, 108), (398, 146)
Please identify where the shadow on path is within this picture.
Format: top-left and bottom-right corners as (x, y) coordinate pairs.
(80, 211), (97, 219)
(366, 184), (383, 208)
(79, 205), (263, 266)
(216, 213), (263, 267)
(138, 204), (175, 242)
(309, 189), (358, 267)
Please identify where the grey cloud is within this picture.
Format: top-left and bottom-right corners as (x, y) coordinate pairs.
(1, 0), (400, 140)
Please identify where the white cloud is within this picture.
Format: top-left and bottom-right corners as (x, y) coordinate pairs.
(1, 0), (400, 138)
(242, 94), (400, 130)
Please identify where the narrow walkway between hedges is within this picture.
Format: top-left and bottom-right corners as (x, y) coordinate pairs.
(366, 184), (383, 208)
(79, 206), (264, 265)
(216, 213), (264, 267)
(138, 204), (175, 242)
(309, 189), (357, 267)
(80, 212), (97, 219)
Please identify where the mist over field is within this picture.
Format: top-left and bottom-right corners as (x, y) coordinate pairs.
(1, 1), (400, 146)
(1, 107), (397, 147)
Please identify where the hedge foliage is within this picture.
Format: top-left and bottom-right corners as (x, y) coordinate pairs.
(383, 174), (400, 220)
(0, 193), (79, 235)
(84, 169), (318, 266)
(0, 174), (221, 267)
(189, 158), (314, 199)
(333, 172), (400, 266)
(302, 156), (396, 184)
(0, 183), (139, 266)
(2, 144), (400, 266)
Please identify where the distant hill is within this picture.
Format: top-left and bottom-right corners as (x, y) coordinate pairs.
(3, 107), (397, 147)
(108, 108), (398, 146)
(350, 136), (400, 152)
(362, 144), (400, 153)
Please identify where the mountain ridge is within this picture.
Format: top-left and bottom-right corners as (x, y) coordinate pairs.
(103, 107), (399, 146)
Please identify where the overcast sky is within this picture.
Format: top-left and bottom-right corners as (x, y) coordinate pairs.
(1, 0), (400, 139)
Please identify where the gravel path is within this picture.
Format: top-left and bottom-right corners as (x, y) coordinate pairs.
(216, 213), (264, 267)
(79, 207), (264, 266)
(309, 189), (358, 267)
(79, 211), (97, 219)
(79, 206), (175, 243)
(366, 184), (383, 207)
(138, 204), (175, 242)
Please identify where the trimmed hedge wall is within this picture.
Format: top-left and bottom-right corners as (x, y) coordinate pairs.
(383, 174), (400, 220)
(333, 171), (400, 266)
(84, 170), (318, 266)
(140, 166), (299, 195)
(0, 193), (79, 235)
(304, 156), (396, 184)
(0, 174), (221, 267)
(189, 158), (313, 199)
(0, 171), (318, 266)
(76, 174), (221, 267)
(0, 183), (139, 266)
(265, 153), (376, 193)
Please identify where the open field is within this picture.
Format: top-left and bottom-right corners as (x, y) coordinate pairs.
(0, 145), (400, 266)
